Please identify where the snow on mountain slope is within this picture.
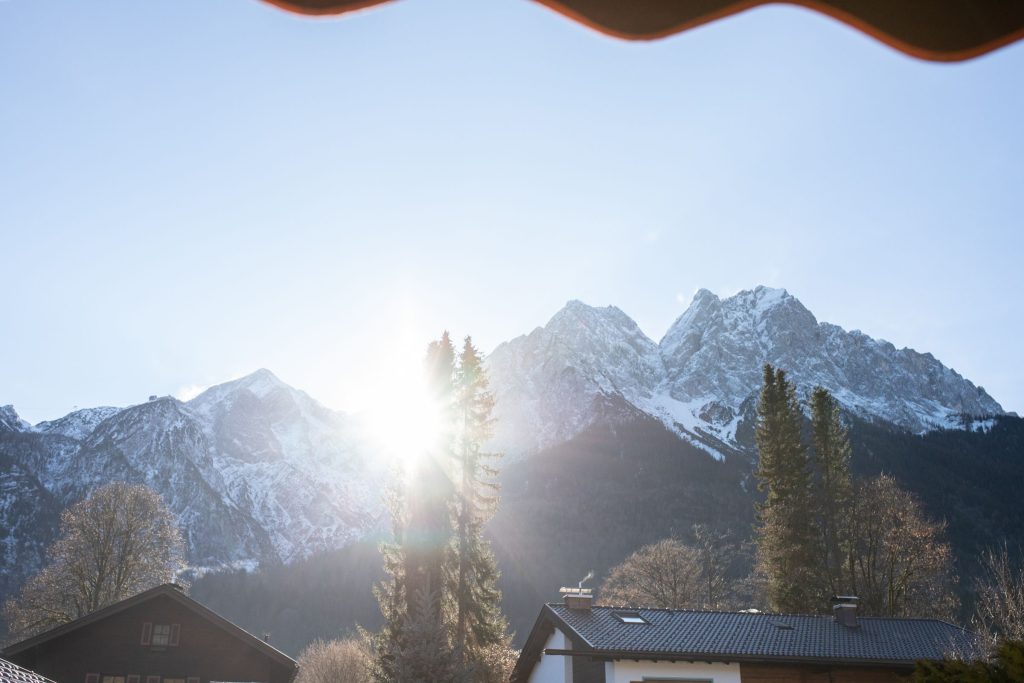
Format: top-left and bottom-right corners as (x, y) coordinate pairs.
(186, 369), (384, 562)
(0, 405), (32, 433)
(0, 459), (60, 600)
(35, 406), (120, 440)
(658, 287), (1002, 433)
(487, 301), (664, 455)
(487, 287), (1005, 458)
(0, 371), (385, 579)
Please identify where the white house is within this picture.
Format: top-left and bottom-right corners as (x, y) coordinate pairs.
(511, 594), (975, 683)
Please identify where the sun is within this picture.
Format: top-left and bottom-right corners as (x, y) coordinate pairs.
(360, 368), (444, 472)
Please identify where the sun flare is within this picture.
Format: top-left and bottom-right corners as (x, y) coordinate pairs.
(361, 367), (444, 472)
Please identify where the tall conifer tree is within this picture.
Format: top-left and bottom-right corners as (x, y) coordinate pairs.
(452, 337), (509, 670)
(375, 333), (509, 682)
(754, 364), (819, 613)
(809, 386), (853, 596)
(375, 334), (460, 682)
(403, 334), (456, 625)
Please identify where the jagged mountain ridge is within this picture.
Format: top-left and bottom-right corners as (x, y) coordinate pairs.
(0, 371), (386, 584)
(487, 286), (1004, 458)
(0, 285), (1007, 612)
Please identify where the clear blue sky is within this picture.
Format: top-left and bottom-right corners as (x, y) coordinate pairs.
(2, 0), (1022, 423)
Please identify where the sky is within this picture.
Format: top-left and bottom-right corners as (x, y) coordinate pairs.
(1, 0), (1022, 423)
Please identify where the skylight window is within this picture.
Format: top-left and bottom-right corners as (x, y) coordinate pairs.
(613, 611), (648, 624)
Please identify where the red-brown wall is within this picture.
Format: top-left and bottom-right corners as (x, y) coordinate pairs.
(740, 662), (912, 682)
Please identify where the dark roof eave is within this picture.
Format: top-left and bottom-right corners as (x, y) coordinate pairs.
(542, 648), (920, 670)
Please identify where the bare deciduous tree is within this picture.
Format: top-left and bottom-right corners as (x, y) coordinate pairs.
(600, 538), (725, 610)
(847, 475), (958, 620)
(296, 637), (374, 683)
(3, 482), (185, 640)
(973, 545), (1024, 649)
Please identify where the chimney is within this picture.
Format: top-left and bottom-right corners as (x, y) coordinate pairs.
(831, 595), (859, 628)
(263, 633), (271, 643)
(561, 571), (595, 611)
(565, 593), (593, 611)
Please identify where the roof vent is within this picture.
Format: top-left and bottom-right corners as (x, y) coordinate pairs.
(831, 595), (859, 628)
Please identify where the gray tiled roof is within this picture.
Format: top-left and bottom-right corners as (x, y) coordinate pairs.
(0, 658), (55, 683)
(548, 604), (976, 664)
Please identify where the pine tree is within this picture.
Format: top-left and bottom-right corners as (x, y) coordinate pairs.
(452, 337), (509, 672)
(375, 334), (459, 682)
(404, 334), (457, 626)
(372, 484), (410, 682)
(754, 364), (819, 613)
(809, 387), (853, 597)
(388, 588), (466, 683)
(374, 333), (510, 682)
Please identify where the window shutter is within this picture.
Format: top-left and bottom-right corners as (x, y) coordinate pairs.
(127, 676), (140, 683)
(140, 622), (152, 645)
(169, 623), (180, 647)
(85, 675), (99, 683)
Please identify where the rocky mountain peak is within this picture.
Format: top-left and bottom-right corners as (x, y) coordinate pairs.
(0, 405), (31, 433)
(488, 287), (1007, 458)
(1, 405), (18, 432)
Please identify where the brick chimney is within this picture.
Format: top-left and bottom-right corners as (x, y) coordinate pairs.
(831, 595), (859, 628)
(561, 571), (594, 611)
(565, 593), (593, 611)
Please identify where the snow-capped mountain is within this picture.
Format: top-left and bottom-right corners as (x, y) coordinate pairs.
(0, 371), (386, 581)
(34, 406), (121, 440)
(488, 286), (1005, 458)
(184, 370), (382, 562)
(0, 405), (32, 433)
(0, 286), (1008, 608)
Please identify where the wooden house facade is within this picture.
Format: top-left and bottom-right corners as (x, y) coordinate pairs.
(2, 585), (296, 683)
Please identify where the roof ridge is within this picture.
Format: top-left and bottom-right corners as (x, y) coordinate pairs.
(552, 602), (971, 627)
(555, 602), (836, 618)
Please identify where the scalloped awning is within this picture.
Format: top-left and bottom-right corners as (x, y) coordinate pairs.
(260, 0), (1024, 62)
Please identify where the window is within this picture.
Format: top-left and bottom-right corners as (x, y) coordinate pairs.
(164, 678), (186, 683)
(613, 611), (648, 624)
(152, 624), (171, 646)
(102, 677), (126, 683)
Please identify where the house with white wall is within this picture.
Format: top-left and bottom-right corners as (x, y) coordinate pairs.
(511, 594), (975, 683)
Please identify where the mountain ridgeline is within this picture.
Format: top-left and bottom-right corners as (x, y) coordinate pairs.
(487, 287), (1003, 460)
(1, 286), (1019, 652)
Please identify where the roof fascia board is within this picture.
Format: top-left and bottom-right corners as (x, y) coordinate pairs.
(541, 648), (919, 670)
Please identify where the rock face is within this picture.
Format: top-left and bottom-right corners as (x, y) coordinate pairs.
(0, 405), (32, 434)
(0, 370), (386, 588)
(488, 287), (1004, 458)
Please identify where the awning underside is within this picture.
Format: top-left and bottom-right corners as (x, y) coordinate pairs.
(260, 0), (1024, 62)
